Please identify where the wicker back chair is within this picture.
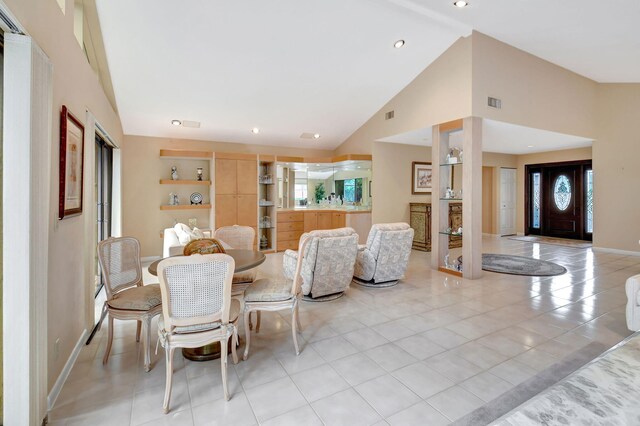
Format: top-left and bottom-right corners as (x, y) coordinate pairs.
(157, 254), (239, 412)
(242, 235), (309, 360)
(214, 225), (258, 293)
(97, 237), (162, 372)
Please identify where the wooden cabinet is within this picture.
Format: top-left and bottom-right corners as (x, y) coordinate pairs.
(277, 212), (304, 251)
(304, 212), (317, 232)
(410, 203), (431, 251)
(317, 212), (332, 230)
(332, 212), (346, 229)
(214, 155), (257, 230)
(409, 203), (461, 251)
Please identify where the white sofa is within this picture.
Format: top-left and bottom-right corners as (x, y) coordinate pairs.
(162, 225), (212, 258)
(283, 227), (359, 301)
(353, 223), (414, 287)
(626, 274), (640, 331)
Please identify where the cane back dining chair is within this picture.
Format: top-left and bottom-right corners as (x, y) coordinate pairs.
(242, 235), (309, 360)
(214, 225), (257, 291)
(157, 254), (239, 413)
(97, 237), (162, 372)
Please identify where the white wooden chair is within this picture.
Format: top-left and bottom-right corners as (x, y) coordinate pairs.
(214, 225), (257, 290)
(97, 237), (162, 372)
(242, 236), (309, 360)
(156, 254), (239, 413)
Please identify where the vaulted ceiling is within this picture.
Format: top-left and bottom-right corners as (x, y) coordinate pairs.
(96, 0), (639, 150)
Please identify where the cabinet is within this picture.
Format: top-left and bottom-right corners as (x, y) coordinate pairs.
(317, 212), (332, 230)
(332, 212), (346, 229)
(277, 212), (304, 251)
(214, 154), (257, 232)
(304, 212), (317, 232)
(409, 203), (461, 251)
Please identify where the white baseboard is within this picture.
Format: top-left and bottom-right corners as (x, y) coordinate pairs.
(47, 329), (88, 410)
(141, 255), (161, 262)
(592, 246), (640, 257)
(482, 233), (501, 238)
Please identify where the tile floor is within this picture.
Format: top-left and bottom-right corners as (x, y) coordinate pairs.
(48, 237), (639, 425)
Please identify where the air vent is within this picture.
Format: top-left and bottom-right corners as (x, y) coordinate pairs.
(488, 97), (502, 109)
(300, 133), (315, 139)
(385, 110), (395, 120)
(182, 120), (201, 128)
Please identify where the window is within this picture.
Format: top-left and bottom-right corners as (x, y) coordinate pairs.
(294, 183), (307, 201)
(553, 175), (571, 211)
(336, 178), (363, 202)
(586, 169), (593, 233)
(532, 172), (541, 229)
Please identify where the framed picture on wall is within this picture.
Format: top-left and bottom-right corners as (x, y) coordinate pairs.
(412, 162), (432, 194)
(59, 105), (85, 219)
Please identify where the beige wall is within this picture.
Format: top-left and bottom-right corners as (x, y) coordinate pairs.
(122, 135), (333, 257)
(515, 147), (592, 234)
(482, 167), (493, 234)
(594, 84), (640, 252)
(471, 32), (598, 140)
(4, 0), (124, 391)
(336, 36), (472, 156)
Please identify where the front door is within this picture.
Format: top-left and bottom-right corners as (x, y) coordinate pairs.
(543, 166), (582, 239)
(526, 160), (592, 240)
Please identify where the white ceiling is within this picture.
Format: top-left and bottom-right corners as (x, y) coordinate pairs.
(96, 0), (638, 150)
(377, 119), (593, 155)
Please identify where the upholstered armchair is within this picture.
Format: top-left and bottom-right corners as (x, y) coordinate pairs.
(353, 223), (414, 287)
(626, 274), (640, 331)
(283, 227), (359, 300)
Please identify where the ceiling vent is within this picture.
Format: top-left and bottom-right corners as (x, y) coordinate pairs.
(182, 120), (201, 128)
(488, 97), (502, 109)
(300, 133), (315, 139)
(385, 110), (395, 120)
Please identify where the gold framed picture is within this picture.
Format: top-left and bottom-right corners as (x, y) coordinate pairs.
(59, 106), (85, 219)
(412, 162), (432, 194)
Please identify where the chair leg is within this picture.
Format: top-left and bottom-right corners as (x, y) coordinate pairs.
(256, 311), (262, 333)
(291, 305), (300, 356)
(231, 326), (239, 365)
(143, 317), (153, 372)
(221, 336), (230, 401)
(243, 309), (252, 361)
(136, 320), (142, 343)
(295, 303), (302, 331)
(248, 312), (253, 331)
(162, 346), (175, 414)
(103, 314), (114, 365)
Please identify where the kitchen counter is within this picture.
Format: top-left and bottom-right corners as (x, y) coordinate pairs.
(277, 206), (371, 214)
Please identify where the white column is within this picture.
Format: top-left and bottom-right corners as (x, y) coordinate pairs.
(3, 34), (52, 425)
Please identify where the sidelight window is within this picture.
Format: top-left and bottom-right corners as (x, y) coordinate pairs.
(532, 172), (541, 229)
(586, 170), (593, 233)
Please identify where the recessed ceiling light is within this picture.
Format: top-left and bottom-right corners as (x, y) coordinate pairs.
(171, 119), (182, 126)
(394, 40), (405, 49)
(251, 127), (260, 134)
(527, 145), (534, 148)
(316, 164), (320, 166)
(313, 133), (320, 139)
(453, 1), (469, 7)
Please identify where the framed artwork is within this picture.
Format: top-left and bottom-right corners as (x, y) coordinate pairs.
(412, 162), (432, 194)
(59, 106), (85, 219)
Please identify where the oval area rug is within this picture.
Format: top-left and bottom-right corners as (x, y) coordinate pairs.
(482, 253), (567, 276)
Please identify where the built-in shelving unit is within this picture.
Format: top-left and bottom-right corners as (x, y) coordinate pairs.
(258, 155), (277, 252)
(159, 149), (215, 235)
(431, 117), (483, 279)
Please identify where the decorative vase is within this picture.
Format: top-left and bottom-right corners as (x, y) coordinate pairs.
(196, 167), (203, 181)
(171, 166), (179, 180)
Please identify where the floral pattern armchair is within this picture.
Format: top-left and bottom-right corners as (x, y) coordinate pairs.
(283, 227), (359, 300)
(353, 223), (414, 285)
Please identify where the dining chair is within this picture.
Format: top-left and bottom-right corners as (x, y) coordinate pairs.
(214, 225), (257, 289)
(97, 237), (162, 372)
(242, 235), (309, 360)
(157, 254), (239, 413)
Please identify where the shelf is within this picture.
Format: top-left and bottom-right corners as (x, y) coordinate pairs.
(159, 179), (211, 185)
(160, 204), (211, 211)
(259, 182), (275, 185)
(160, 149), (212, 159)
(440, 161), (463, 166)
(259, 203), (275, 207)
(259, 226), (275, 230)
(439, 231), (462, 237)
(438, 267), (463, 277)
(439, 198), (463, 201)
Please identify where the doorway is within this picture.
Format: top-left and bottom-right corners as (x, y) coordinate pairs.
(500, 168), (516, 236)
(526, 160), (592, 240)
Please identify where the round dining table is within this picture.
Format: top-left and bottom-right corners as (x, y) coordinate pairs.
(148, 249), (266, 361)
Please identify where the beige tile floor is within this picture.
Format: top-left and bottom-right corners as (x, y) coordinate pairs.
(48, 237), (639, 425)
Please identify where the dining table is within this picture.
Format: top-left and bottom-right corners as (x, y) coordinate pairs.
(148, 249), (266, 361)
